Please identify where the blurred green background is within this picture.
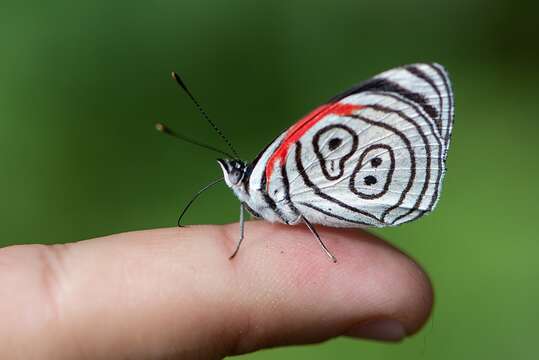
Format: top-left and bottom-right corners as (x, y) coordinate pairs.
(1, 0), (538, 358)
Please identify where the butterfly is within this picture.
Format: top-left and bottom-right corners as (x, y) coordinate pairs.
(157, 63), (454, 262)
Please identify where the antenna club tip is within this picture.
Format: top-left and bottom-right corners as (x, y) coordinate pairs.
(171, 72), (188, 90)
(155, 122), (165, 132)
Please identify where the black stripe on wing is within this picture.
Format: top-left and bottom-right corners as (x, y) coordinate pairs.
(328, 63), (453, 146)
(329, 76), (439, 122)
(428, 63), (454, 153)
(299, 201), (372, 226)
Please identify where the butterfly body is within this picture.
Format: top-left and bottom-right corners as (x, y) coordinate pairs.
(218, 63), (453, 237)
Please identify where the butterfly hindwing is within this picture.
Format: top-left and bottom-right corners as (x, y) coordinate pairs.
(258, 63), (453, 227)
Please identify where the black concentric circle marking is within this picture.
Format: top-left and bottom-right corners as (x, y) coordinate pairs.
(349, 144), (396, 200)
(312, 124), (358, 181)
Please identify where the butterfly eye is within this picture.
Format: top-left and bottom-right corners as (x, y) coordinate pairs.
(226, 166), (245, 186)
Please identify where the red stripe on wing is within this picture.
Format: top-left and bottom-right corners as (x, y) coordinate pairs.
(265, 102), (364, 186)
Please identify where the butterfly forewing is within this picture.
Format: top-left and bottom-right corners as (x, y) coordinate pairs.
(332, 63), (454, 154)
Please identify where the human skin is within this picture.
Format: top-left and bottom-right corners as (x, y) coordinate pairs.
(0, 221), (433, 359)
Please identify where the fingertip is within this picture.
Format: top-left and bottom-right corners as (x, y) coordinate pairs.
(212, 221), (434, 352)
(346, 319), (407, 342)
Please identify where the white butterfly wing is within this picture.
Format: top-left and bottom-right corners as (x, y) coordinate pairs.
(272, 63), (453, 227)
(328, 63), (453, 153)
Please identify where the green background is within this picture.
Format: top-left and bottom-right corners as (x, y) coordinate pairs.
(2, 0), (538, 358)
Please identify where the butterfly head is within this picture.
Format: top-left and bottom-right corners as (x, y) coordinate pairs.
(217, 159), (247, 187)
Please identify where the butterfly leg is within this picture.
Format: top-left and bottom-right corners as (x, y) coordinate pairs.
(301, 216), (337, 263)
(229, 203), (245, 259)
(177, 177), (224, 227)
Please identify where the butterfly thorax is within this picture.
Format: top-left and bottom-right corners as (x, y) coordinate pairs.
(217, 158), (301, 225)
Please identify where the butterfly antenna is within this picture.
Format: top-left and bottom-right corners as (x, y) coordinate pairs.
(155, 122), (235, 158)
(171, 72), (240, 159)
(177, 177), (224, 227)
